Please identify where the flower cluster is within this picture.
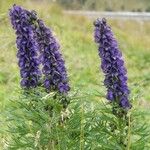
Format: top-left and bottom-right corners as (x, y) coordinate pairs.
(36, 19), (70, 93)
(10, 5), (70, 93)
(94, 18), (131, 108)
(9, 5), (41, 88)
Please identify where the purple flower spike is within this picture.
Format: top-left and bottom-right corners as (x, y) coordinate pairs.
(9, 5), (41, 88)
(94, 18), (131, 109)
(36, 19), (70, 94)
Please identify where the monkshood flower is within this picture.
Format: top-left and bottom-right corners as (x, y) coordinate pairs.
(94, 18), (131, 108)
(9, 5), (41, 88)
(36, 19), (70, 94)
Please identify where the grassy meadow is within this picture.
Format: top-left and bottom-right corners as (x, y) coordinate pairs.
(0, 0), (150, 149)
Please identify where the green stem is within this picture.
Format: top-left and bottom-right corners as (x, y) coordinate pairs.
(126, 113), (131, 150)
(48, 117), (55, 150)
(80, 104), (84, 150)
(118, 116), (124, 147)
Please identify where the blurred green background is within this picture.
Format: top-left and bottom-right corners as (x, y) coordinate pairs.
(0, 0), (150, 149)
(58, 0), (150, 12)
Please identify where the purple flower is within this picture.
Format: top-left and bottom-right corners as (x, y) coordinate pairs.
(94, 18), (131, 108)
(9, 5), (41, 88)
(36, 19), (70, 94)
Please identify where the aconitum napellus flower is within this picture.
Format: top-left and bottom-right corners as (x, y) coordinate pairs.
(9, 5), (41, 88)
(36, 19), (70, 93)
(94, 18), (131, 108)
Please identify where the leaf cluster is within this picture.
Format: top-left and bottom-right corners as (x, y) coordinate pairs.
(4, 90), (150, 150)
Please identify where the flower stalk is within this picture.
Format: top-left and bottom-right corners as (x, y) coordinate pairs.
(94, 18), (132, 149)
(94, 18), (131, 109)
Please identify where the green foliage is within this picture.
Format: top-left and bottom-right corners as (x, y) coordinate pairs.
(4, 90), (150, 149)
(5, 89), (70, 149)
(69, 95), (150, 150)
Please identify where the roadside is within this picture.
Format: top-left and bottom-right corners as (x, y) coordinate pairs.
(64, 10), (150, 20)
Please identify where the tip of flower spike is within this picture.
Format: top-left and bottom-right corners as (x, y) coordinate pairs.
(9, 5), (24, 29)
(9, 4), (23, 17)
(93, 18), (107, 27)
(13, 4), (16, 7)
(93, 18), (108, 43)
(102, 18), (107, 24)
(12, 4), (22, 10)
